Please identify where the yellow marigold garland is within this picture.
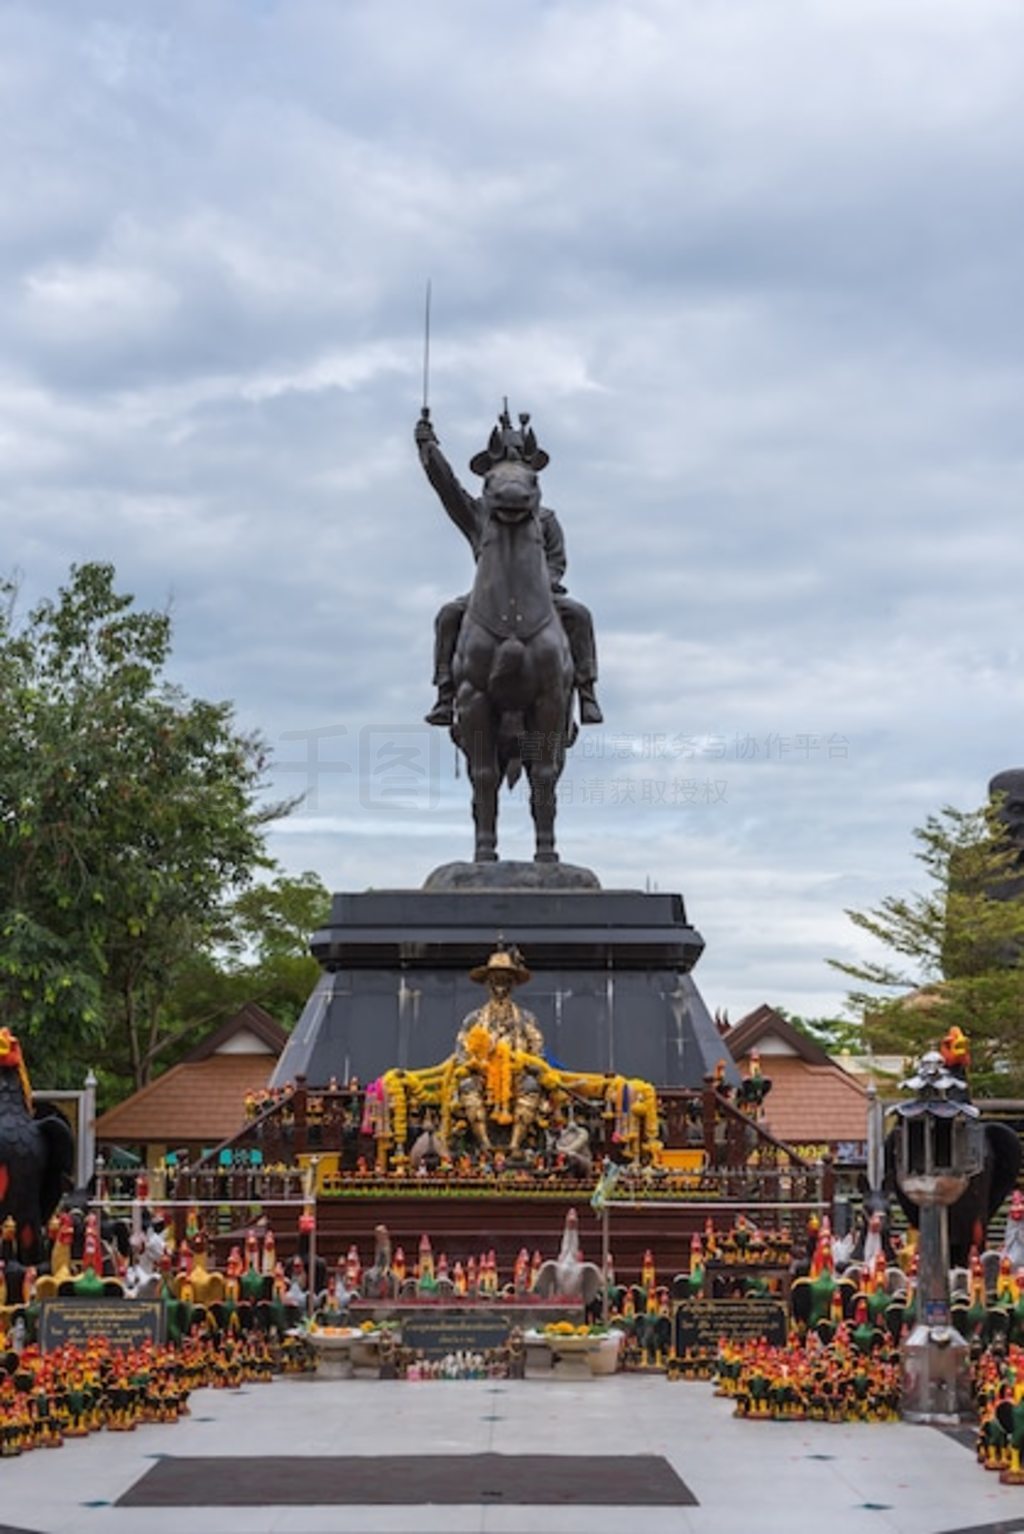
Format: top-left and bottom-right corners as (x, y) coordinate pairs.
(371, 1044), (661, 1166)
(382, 1070), (407, 1143)
(487, 1038), (513, 1124)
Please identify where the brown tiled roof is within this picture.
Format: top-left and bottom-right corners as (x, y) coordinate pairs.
(726, 1004), (834, 1067)
(756, 1056), (869, 1144)
(95, 1055), (274, 1144)
(184, 1002), (288, 1062)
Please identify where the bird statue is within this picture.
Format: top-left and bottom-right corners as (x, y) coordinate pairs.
(996, 1386), (1024, 1485)
(256, 1260), (294, 1337)
(852, 1251), (906, 1337)
(343, 1243), (362, 1294)
(736, 1051), (772, 1114)
(0, 1030), (74, 1272)
(1002, 1190), (1024, 1274)
(510, 1246), (530, 1297)
(413, 1235), (439, 1297)
(986, 1257), (1020, 1351)
(638, 1248), (658, 1300)
(1008, 1274), (1024, 1348)
(48, 1211), (74, 1282)
(159, 1258), (188, 1344)
(321, 1254), (357, 1310)
(680, 1230), (705, 1299)
(603, 1254), (626, 1313)
(361, 1224), (397, 1300)
(63, 1264), (122, 1299)
(637, 1287), (673, 1367)
(284, 1256), (308, 1312)
(533, 1208), (603, 1306)
(939, 1024), (971, 1090)
(849, 1297), (885, 1356)
(791, 1226), (855, 1338)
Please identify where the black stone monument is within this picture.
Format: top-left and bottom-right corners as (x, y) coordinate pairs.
(272, 862), (734, 1089)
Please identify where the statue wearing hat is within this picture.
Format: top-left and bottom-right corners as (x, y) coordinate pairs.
(455, 946), (545, 1154)
(416, 405), (603, 729)
(374, 945), (661, 1172)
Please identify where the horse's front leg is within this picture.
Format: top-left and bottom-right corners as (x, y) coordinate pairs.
(474, 763), (499, 862)
(527, 693), (569, 863)
(460, 688), (499, 861)
(528, 758), (558, 862)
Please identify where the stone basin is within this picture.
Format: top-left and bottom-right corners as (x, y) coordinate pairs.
(524, 1328), (624, 1379)
(305, 1327), (380, 1380)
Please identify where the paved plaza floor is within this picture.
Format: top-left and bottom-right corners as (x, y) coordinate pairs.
(2, 1375), (1023, 1534)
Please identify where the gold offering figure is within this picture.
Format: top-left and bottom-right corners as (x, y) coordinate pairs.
(456, 948), (544, 1153)
(376, 944), (661, 1171)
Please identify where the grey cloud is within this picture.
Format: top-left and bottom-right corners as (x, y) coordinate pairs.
(4, 0), (1024, 1023)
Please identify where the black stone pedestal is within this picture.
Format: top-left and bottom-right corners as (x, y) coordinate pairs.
(272, 865), (735, 1090)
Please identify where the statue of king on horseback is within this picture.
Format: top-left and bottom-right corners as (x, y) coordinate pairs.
(415, 403), (603, 863)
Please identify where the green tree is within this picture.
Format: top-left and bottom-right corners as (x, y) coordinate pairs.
(228, 868), (331, 972)
(773, 1006), (864, 1056)
(162, 869), (331, 1041)
(830, 801), (1024, 1094)
(0, 563), (294, 1091)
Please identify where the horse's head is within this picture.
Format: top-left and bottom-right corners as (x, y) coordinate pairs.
(481, 458), (541, 524)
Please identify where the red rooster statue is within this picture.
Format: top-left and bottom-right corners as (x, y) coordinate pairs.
(0, 1029), (74, 1275)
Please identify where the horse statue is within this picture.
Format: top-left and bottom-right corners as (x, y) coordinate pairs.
(454, 423), (573, 862)
(417, 408), (576, 863)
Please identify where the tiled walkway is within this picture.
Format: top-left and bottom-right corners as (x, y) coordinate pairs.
(2, 1375), (1022, 1534)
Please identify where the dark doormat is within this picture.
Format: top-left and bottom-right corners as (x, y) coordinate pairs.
(935, 1423), (979, 1452)
(937, 1522), (1024, 1534)
(117, 1453), (697, 1506)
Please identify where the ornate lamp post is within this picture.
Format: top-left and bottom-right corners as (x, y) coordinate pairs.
(890, 1050), (983, 1423)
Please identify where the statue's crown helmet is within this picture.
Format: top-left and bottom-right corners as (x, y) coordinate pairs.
(470, 402), (549, 476)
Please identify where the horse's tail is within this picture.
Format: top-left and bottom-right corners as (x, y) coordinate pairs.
(489, 639), (527, 789)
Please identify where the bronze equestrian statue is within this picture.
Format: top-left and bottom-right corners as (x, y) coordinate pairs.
(417, 406), (602, 730)
(415, 405), (600, 862)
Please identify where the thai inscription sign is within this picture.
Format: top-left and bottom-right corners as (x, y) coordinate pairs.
(39, 1299), (165, 1353)
(401, 1313), (512, 1358)
(674, 1297), (787, 1354)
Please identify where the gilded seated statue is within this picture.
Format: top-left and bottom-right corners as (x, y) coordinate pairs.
(376, 944), (661, 1172)
(455, 947), (544, 1154)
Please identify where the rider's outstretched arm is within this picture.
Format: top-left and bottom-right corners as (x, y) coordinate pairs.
(415, 415), (481, 553)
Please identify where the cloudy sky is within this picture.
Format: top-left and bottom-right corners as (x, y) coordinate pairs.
(4, 0), (1024, 1022)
